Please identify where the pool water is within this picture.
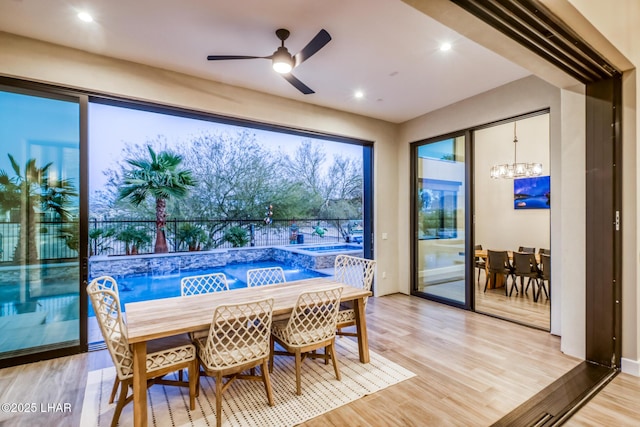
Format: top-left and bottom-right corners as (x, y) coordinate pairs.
(88, 260), (328, 316)
(298, 244), (361, 253)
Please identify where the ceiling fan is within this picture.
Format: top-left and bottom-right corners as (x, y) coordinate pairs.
(207, 28), (331, 95)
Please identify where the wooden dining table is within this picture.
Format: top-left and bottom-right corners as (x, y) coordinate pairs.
(475, 250), (540, 289)
(125, 276), (372, 427)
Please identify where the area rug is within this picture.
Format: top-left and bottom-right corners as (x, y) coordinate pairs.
(80, 338), (415, 426)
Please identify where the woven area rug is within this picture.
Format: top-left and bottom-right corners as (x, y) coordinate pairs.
(80, 338), (415, 426)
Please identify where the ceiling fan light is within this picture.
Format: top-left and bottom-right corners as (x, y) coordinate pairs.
(272, 47), (293, 74)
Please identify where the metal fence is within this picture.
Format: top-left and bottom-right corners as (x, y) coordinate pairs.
(0, 218), (358, 263)
(89, 218), (352, 256)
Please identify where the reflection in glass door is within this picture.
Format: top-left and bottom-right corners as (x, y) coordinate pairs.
(412, 135), (467, 306)
(0, 87), (81, 364)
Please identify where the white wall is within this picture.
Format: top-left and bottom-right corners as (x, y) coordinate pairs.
(474, 114), (551, 252)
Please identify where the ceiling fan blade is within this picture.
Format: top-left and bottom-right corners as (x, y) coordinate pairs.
(293, 29), (331, 68)
(282, 73), (315, 95)
(207, 55), (269, 61)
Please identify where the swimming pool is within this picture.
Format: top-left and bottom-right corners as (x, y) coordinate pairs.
(296, 244), (362, 253)
(88, 260), (328, 316)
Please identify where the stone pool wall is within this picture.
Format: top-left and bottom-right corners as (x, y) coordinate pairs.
(89, 244), (364, 278)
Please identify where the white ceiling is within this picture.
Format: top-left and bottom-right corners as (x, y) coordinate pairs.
(0, 0), (532, 123)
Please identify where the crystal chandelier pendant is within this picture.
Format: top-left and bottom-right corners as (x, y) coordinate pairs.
(490, 121), (543, 179)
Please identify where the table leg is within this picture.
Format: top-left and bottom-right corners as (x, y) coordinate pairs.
(353, 297), (370, 363)
(132, 341), (147, 427)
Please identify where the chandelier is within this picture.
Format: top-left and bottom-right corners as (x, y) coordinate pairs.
(490, 121), (543, 179)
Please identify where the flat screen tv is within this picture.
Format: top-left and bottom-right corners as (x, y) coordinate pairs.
(514, 176), (550, 209)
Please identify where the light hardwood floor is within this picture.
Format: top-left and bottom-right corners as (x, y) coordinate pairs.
(0, 293), (637, 426)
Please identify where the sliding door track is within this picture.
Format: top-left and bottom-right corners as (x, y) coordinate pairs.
(491, 361), (617, 426)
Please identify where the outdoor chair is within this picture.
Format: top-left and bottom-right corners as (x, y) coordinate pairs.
(87, 276), (197, 427)
(181, 272), (230, 340)
(333, 255), (376, 340)
(195, 298), (275, 427)
(269, 286), (343, 395)
(246, 266), (286, 287)
(181, 272), (229, 296)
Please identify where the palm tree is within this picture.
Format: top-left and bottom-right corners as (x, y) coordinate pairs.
(0, 154), (77, 264)
(118, 146), (196, 253)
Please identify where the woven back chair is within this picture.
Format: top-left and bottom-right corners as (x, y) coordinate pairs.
(87, 276), (197, 427)
(246, 266), (286, 287)
(181, 272), (229, 296)
(195, 298), (275, 427)
(518, 246), (536, 254)
(181, 272), (230, 340)
(333, 255), (376, 336)
(270, 286), (343, 395)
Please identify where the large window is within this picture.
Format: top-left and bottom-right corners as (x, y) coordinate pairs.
(0, 87), (82, 363)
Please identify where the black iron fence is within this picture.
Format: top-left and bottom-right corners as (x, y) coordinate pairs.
(0, 218), (360, 262)
(89, 218), (353, 256)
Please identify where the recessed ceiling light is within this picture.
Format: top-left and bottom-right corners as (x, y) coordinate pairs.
(354, 91), (364, 99)
(77, 12), (94, 22)
(440, 42), (452, 52)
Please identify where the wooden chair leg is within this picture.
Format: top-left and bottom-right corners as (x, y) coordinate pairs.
(108, 377), (120, 404)
(295, 350), (302, 396)
(261, 359), (274, 406)
(110, 379), (130, 427)
(215, 372), (223, 427)
(189, 359), (197, 410)
(329, 340), (341, 381)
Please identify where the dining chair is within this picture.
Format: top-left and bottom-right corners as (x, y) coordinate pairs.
(181, 272), (229, 296)
(512, 251), (542, 299)
(246, 266), (286, 287)
(538, 248), (551, 256)
(195, 297), (275, 427)
(269, 286), (343, 395)
(181, 272), (230, 340)
(486, 250), (516, 296)
(538, 253), (551, 301)
(333, 255), (376, 339)
(518, 246), (536, 254)
(87, 276), (197, 427)
(474, 244), (486, 286)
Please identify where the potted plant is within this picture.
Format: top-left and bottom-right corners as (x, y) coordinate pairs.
(116, 226), (151, 255)
(177, 223), (208, 251)
(223, 225), (249, 248)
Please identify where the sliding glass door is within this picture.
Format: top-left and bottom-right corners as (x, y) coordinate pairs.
(411, 134), (469, 307)
(0, 86), (83, 365)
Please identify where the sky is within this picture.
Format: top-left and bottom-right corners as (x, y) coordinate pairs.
(88, 102), (363, 193)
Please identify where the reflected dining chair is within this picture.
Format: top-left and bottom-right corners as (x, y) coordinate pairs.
(474, 244), (486, 286)
(539, 248), (551, 256)
(87, 276), (197, 427)
(246, 266), (286, 287)
(518, 246), (536, 254)
(333, 255), (376, 340)
(512, 251), (542, 300)
(195, 297), (275, 427)
(270, 286), (343, 395)
(486, 250), (516, 296)
(181, 272), (229, 296)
